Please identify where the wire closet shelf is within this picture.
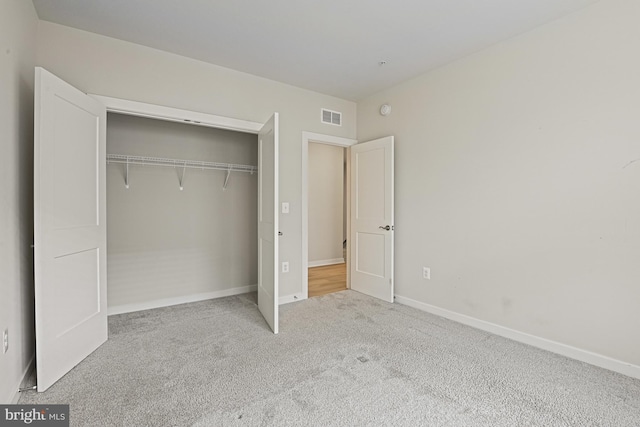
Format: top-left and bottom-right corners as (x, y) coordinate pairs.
(106, 154), (258, 190)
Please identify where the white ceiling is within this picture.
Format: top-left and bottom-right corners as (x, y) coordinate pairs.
(32, 0), (600, 101)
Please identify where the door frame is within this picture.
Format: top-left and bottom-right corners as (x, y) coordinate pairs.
(91, 95), (267, 312)
(301, 132), (357, 300)
(90, 95), (263, 134)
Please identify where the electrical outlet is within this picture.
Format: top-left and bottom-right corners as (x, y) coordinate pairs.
(282, 262), (289, 273)
(2, 329), (8, 354)
(423, 267), (431, 280)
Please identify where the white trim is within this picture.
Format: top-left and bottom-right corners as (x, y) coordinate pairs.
(85, 95), (267, 316)
(89, 95), (263, 134)
(9, 356), (35, 404)
(308, 258), (345, 268)
(395, 295), (640, 380)
(108, 285), (257, 315)
(279, 293), (304, 305)
(303, 132), (358, 148)
(302, 132), (357, 301)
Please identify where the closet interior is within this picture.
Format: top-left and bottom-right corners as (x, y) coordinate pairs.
(105, 113), (259, 314)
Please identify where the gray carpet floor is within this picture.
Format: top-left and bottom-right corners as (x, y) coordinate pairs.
(19, 290), (640, 426)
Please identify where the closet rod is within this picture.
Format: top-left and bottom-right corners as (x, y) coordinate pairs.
(106, 154), (258, 174)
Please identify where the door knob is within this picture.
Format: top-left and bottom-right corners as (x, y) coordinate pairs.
(379, 225), (391, 231)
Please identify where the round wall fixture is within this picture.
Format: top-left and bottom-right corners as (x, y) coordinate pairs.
(380, 104), (392, 116)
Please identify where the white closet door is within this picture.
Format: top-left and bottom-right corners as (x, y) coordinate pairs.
(34, 67), (108, 391)
(350, 136), (395, 302)
(257, 113), (279, 333)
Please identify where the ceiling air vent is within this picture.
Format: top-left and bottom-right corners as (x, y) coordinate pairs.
(321, 108), (342, 126)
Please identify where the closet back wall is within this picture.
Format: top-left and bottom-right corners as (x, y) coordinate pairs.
(106, 113), (258, 313)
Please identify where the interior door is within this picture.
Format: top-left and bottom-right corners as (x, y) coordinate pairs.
(34, 67), (107, 391)
(350, 136), (394, 302)
(257, 113), (279, 333)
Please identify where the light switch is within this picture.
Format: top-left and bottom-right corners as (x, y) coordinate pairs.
(282, 202), (290, 214)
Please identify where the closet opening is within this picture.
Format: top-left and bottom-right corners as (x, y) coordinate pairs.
(34, 73), (280, 391)
(105, 113), (259, 315)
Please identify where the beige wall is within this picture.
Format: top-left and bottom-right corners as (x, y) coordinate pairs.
(0, 0), (38, 403)
(308, 143), (344, 265)
(36, 21), (357, 300)
(357, 0), (640, 367)
(106, 114), (258, 310)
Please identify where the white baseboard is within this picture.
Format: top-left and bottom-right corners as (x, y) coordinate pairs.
(9, 356), (35, 404)
(308, 258), (345, 268)
(108, 285), (257, 315)
(394, 294), (640, 380)
(279, 293), (305, 305)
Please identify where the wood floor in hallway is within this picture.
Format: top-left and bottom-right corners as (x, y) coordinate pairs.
(308, 262), (347, 297)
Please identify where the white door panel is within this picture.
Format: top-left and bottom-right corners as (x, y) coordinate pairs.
(258, 113), (279, 334)
(34, 67), (107, 392)
(350, 136), (394, 302)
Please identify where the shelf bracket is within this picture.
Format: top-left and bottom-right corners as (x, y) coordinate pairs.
(125, 157), (130, 189)
(223, 166), (232, 191)
(178, 162), (187, 191)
